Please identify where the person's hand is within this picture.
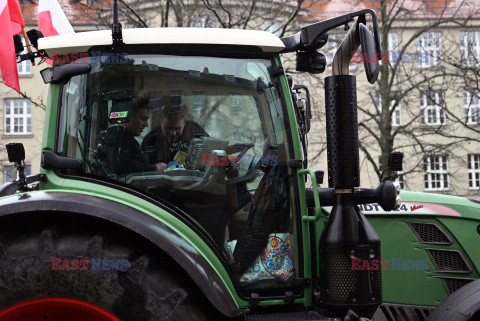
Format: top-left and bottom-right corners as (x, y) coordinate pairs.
(156, 162), (167, 172)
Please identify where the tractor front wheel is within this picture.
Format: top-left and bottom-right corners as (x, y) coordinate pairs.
(0, 212), (219, 321)
(0, 297), (120, 321)
(426, 278), (480, 321)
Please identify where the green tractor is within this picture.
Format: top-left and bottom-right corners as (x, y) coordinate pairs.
(1, 5), (480, 321)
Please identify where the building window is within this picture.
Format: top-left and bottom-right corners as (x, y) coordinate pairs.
(386, 32), (398, 65)
(4, 165), (14, 182)
(3, 165), (31, 182)
(388, 33), (398, 51)
(417, 32), (441, 68)
(262, 20), (282, 37)
(4, 99), (32, 135)
(17, 38), (32, 75)
(168, 91), (183, 112)
(460, 31), (480, 67)
(192, 92), (205, 112)
(424, 155), (449, 191)
(327, 34), (357, 70)
(377, 93), (401, 126)
(392, 104), (401, 126)
(148, 92), (162, 116)
(229, 93), (243, 114)
(191, 14), (218, 28)
(464, 91), (480, 125)
(468, 154), (480, 189)
(420, 91), (445, 125)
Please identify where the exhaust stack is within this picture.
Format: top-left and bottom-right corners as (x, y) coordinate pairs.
(317, 74), (382, 318)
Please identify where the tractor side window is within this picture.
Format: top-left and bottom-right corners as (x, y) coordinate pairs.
(58, 74), (88, 159)
(59, 54), (299, 295)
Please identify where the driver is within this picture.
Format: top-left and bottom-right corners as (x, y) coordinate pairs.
(109, 97), (164, 174)
(142, 100), (208, 170)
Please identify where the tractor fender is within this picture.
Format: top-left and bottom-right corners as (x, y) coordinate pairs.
(0, 191), (240, 318)
(425, 278), (480, 321)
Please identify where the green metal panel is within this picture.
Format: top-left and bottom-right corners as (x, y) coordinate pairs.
(437, 217), (480, 275)
(271, 56), (303, 160)
(369, 217), (447, 306)
(273, 55), (313, 307)
(365, 191), (480, 307)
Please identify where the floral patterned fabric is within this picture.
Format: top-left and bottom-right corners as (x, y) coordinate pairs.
(228, 233), (294, 282)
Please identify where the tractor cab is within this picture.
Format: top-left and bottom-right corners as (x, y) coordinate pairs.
(39, 28), (302, 298)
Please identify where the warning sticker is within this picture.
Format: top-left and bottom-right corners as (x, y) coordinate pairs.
(110, 111), (128, 119)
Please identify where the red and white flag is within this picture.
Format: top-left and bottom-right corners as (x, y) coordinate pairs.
(0, 0), (20, 93)
(8, 0), (24, 35)
(38, 0), (74, 37)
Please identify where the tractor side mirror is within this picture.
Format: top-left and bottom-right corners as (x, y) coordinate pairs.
(296, 51), (326, 74)
(41, 63), (92, 85)
(358, 22), (380, 84)
(280, 9), (382, 82)
(26, 29), (44, 49)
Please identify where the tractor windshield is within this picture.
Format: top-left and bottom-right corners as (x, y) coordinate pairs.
(58, 53), (298, 293)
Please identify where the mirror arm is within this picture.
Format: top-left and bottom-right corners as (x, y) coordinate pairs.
(332, 18), (360, 76)
(280, 9), (380, 54)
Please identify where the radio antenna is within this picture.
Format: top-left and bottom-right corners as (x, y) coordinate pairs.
(112, 0), (124, 47)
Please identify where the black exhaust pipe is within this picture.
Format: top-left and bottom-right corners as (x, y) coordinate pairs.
(317, 75), (382, 318)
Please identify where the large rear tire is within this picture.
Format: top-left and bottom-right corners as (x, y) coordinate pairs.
(0, 212), (225, 321)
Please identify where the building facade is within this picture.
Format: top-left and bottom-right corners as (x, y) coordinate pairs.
(0, 0), (99, 183)
(2, 0), (479, 201)
(301, 0), (480, 199)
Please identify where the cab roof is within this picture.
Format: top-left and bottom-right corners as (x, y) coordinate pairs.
(38, 27), (286, 56)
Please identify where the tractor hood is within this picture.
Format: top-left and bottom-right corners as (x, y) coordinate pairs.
(360, 191), (480, 220)
(37, 27), (286, 56)
(320, 191), (480, 219)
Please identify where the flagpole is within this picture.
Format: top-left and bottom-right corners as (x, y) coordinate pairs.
(21, 27), (35, 66)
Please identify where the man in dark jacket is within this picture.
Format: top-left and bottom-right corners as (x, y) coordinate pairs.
(110, 98), (164, 175)
(142, 101), (207, 169)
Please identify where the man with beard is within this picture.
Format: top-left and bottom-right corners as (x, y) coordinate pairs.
(142, 101), (207, 170)
(142, 101), (225, 245)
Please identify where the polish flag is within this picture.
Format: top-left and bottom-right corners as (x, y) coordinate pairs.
(8, 0), (25, 35)
(38, 0), (74, 37)
(0, 0), (20, 93)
